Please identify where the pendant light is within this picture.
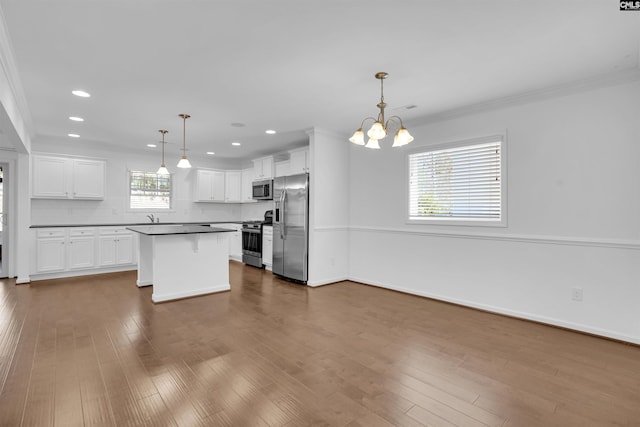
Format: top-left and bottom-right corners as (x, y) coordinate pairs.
(177, 113), (192, 168)
(156, 129), (170, 175)
(349, 72), (414, 149)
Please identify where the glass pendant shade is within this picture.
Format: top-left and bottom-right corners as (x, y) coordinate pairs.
(157, 130), (170, 174)
(177, 113), (192, 168)
(367, 121), (386, 140)
(392, 127), (415, 147)
(177, 156), (191, 168)
(349, 129), (365, 145)
(365, 138), (380, 149)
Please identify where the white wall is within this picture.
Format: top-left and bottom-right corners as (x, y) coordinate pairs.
(307, 127), (350, 286)
(348, 78), (640, 343)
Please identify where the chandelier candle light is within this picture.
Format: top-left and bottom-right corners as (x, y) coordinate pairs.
(349, 72), (414, 149)
(177, 113), (192, 168)
(157, 129), (170, 175)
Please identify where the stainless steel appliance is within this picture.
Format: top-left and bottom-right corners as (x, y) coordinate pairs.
(252, 179), (273, 200)
(273, 173), (309, 283)
(241, 210), (273, 268)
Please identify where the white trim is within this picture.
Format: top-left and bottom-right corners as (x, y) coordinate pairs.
(409, 68), (640, 127)
(349, 276), (640, 345)
(349, 226), (640, 250)
(30, 264), (137, 281)
(152, 284), (230, 303)
(307, 276), (349, 287)
(314, 226), (349, 232)
(16, 276), (30, 284)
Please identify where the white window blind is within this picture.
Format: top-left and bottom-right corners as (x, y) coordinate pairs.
(129, 171), (172, 210)
(409, 139), (502, 221)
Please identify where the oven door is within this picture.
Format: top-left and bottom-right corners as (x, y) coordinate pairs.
(242, 227), (262, 257)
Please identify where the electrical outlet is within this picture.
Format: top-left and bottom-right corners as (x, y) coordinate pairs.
(571, 287), (583, 302)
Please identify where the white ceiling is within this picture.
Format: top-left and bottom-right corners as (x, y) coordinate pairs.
(1, 0), (639, 162)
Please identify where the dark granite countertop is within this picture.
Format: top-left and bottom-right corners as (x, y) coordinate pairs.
(126, 225), (235, 236)
(30, 221), (243, 229)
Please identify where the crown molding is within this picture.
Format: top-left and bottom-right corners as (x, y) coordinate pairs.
(410, 67), (640, 126)
(0, 4), (34, 150)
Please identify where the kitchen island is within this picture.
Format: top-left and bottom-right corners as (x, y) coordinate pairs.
(126, 225), (234, 303)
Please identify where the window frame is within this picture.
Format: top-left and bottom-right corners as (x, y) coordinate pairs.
(406, 134), (507, 227)
(127, 170), (174, 212)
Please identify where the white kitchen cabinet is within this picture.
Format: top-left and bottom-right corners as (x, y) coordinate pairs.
(36, 229), (66, 272)
(262, 225), (273, 269)
(219, 223), (242, 260)
(275, 160), (290, 178)
(289, 147), (309, 174)
(253, 156), (274, 180)
(224, 171), (242, 203)
(35, 228), (95, 272)
(32, 155), (105, 200)
(67, 228), (96, 270)
(194, 169), (226, 202)
(241, 168), (255, 203)
(98, 228), (135, 267)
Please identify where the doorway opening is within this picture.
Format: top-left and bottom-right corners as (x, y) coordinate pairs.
(0, 164), (6, 278)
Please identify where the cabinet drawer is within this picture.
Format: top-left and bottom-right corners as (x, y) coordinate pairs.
(36, 229), (65, 238)
(69, 228), (95, 237)
(99, 227), (130, 236)
(262, 226), (273, 236)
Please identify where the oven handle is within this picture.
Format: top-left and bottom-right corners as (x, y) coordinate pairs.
(242, 228), (262, 234)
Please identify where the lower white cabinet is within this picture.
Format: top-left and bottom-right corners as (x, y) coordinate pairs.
(262, 225), (273, 268)
(68, 229), (96, 270)
(36, 230), (66, 273)
(99, 228), (135, 266)
(34, 226), (135, 275)
(36, 228), (96, 272)
(218, 223), (242, 261)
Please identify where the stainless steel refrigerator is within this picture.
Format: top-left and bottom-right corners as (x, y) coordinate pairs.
(273, 173), (309, 283)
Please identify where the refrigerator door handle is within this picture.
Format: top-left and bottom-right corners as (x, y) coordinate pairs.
(280, 189), (286, 239)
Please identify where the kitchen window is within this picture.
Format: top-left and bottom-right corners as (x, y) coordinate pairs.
(408, 136), (506, 226)
(129, 171), (172, 210)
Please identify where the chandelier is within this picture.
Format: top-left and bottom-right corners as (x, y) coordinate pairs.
(349, 72), (414, 149)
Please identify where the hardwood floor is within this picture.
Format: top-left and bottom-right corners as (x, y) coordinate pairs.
(0, 263), (639, 426)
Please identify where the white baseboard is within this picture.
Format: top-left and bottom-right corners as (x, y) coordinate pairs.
(349, 275), (640, 345)
(152, 283), (230, 303)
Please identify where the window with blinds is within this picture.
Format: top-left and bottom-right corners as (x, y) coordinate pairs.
(408, 137), (504, 223)
(129, 171), (172, 210)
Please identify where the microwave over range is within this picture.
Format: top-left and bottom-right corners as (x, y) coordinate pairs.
(252, 179), (273, 200)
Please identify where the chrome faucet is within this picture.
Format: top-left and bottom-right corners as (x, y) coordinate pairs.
(147, 214), (155, 223)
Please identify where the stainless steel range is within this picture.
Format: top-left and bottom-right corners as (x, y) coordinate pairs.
(241, 210), (273, 268)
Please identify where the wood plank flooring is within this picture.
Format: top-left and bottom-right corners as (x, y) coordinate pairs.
(0, 262), (639, 426)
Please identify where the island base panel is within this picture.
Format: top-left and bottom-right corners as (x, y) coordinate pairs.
(147, 233), (230, 302)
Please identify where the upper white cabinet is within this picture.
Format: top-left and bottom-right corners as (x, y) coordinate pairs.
(224, 171), (242, 203)
(253, 156), (274, 180)
(194, 169), (226, 202)
(241, 168), (255, 203)
(289, 147), (309, 174)
(195, 168), (255, 203)
(32, 155), (106, 200)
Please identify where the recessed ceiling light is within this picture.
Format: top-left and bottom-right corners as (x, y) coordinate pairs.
(265, 129), (276, 134)
(71, 90), (91, 98)
(206, 151), (215, 155)
(231, 142), (241, 146)
(147, 144), (157, 148)
(69, 116), (84, 122)
(68, 133), (80, 138)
